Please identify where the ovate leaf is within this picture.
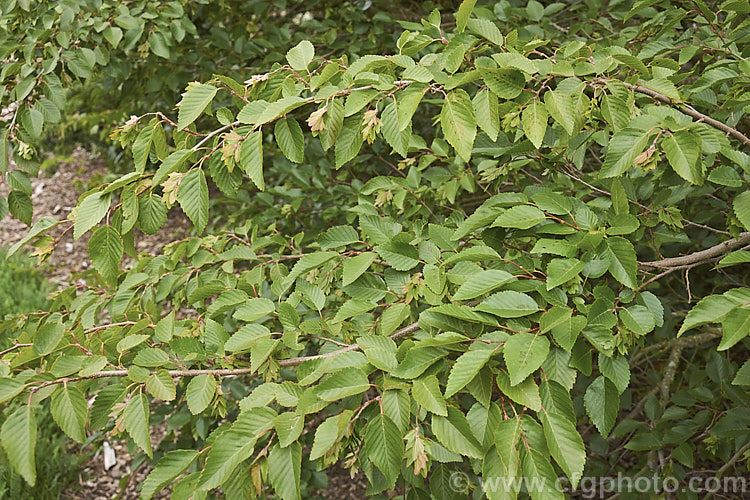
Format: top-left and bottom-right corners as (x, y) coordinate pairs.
(123, 392), (152, 458)
(286, 40), (314, 72)
(88, 225), (123, 284)
(522, 100), (547, 148)
(176, 84), (217, 130)
(0, 406), (36, 486)
(140, 450), (198, 500)
(583, 376), (619, 437)
(440, 89), (476, 162)
(50, 385), (88, 443)
(178, 169), (209, 233)
(269, 442), (302, 500)
(364, 414), (404, 488)
(503, 333), (550, 385)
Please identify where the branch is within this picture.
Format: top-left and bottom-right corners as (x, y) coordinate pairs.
(24, 321), (424, 391)
(619, 81), (750, 147)
(717, 441), (750, 477)
(639, 232), (750, 269)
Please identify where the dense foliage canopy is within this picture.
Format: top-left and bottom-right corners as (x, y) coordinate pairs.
(1, 0), (750, 498)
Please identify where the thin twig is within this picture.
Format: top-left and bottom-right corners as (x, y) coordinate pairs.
(639, 232), (750, 269)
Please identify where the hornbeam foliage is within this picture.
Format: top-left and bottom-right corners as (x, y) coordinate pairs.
(2, 0), (750, 498)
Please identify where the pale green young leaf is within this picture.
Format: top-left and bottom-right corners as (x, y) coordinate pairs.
(286, 40), (314, 72)
(455, 0), (477, 32)
(718, 306), (750, 351)
(310, 410), (353, 460)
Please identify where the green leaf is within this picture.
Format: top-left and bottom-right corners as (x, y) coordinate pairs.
(719, 306), (750, 351)
(269, 441), (302, 500)
(50, 385), (88, 443)
(605, 237), (637, 289)
(540, 380), (576, 423)
(74, 192), (111, 240)
(286, 40), (315, 72)
(185, 374), (217, 415)
(522, 100), (547, 148)
(455, 0), (477, 32)
(546, 258), (584, 290)
(315, 368), (370, 401)
(599, 355), (631, 394)
(472, 89), (499, 141)
(275, 117), (304, 163)
(381, 100), (410, 158)
(550, 315), (586, 352)
(178, 169), (209, 233)
(274, 412), (303, 447)
(583, 376), (619, 437)
(239, 130), (264, 191)
(522, 448), (565, 500)
(619, 305), (655, 335)
(493, 205), (545, 229)
(444, 348), (495, 397)
(392, 347), (445, 379)
(310, 410), (353, 460)
(234, 298), (275, 322)
(88, 225), (123, 284)
(663, 131), (701, 184)
(138, 192), (167, 234)
(440, 89), (476, 162)
(612, 53), (651, 78)
(717, 250), (750, 269)
(123, 391), (152, 458)
(0, 406), (36, 486)
(8, 190), (32, 226)
(479, 67), (525, 99)
(412, 375), (447, 416)
(343, 252), (377, 286)
(198, 408), (275, 490)
(335, 115), (364, 168)
(146, 370), (176, 401)
(0, 378), (24, 404)
(734, 191), (750, 231)
(541, 411), (585, 489)
(364, 414), (404, 488)
(357, 336), (398, 371)
(140, 450), (198, 500)
(375, 241), (419, 271)
(287, 251), (339, 282)
(678, 290), (749, 336)
(600, 128), (652, 178)
(452, 269), (515, 300)
(732, 360), (750, 386)
(503, 332), (550, 385)
(176, 84), (217, 130)
(496, 370), (541, 411)
(467, 18), (503, 45)
(476, 291), (539, 318)
(34, 321), (64, 356)
(431, 407), (483, 458)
